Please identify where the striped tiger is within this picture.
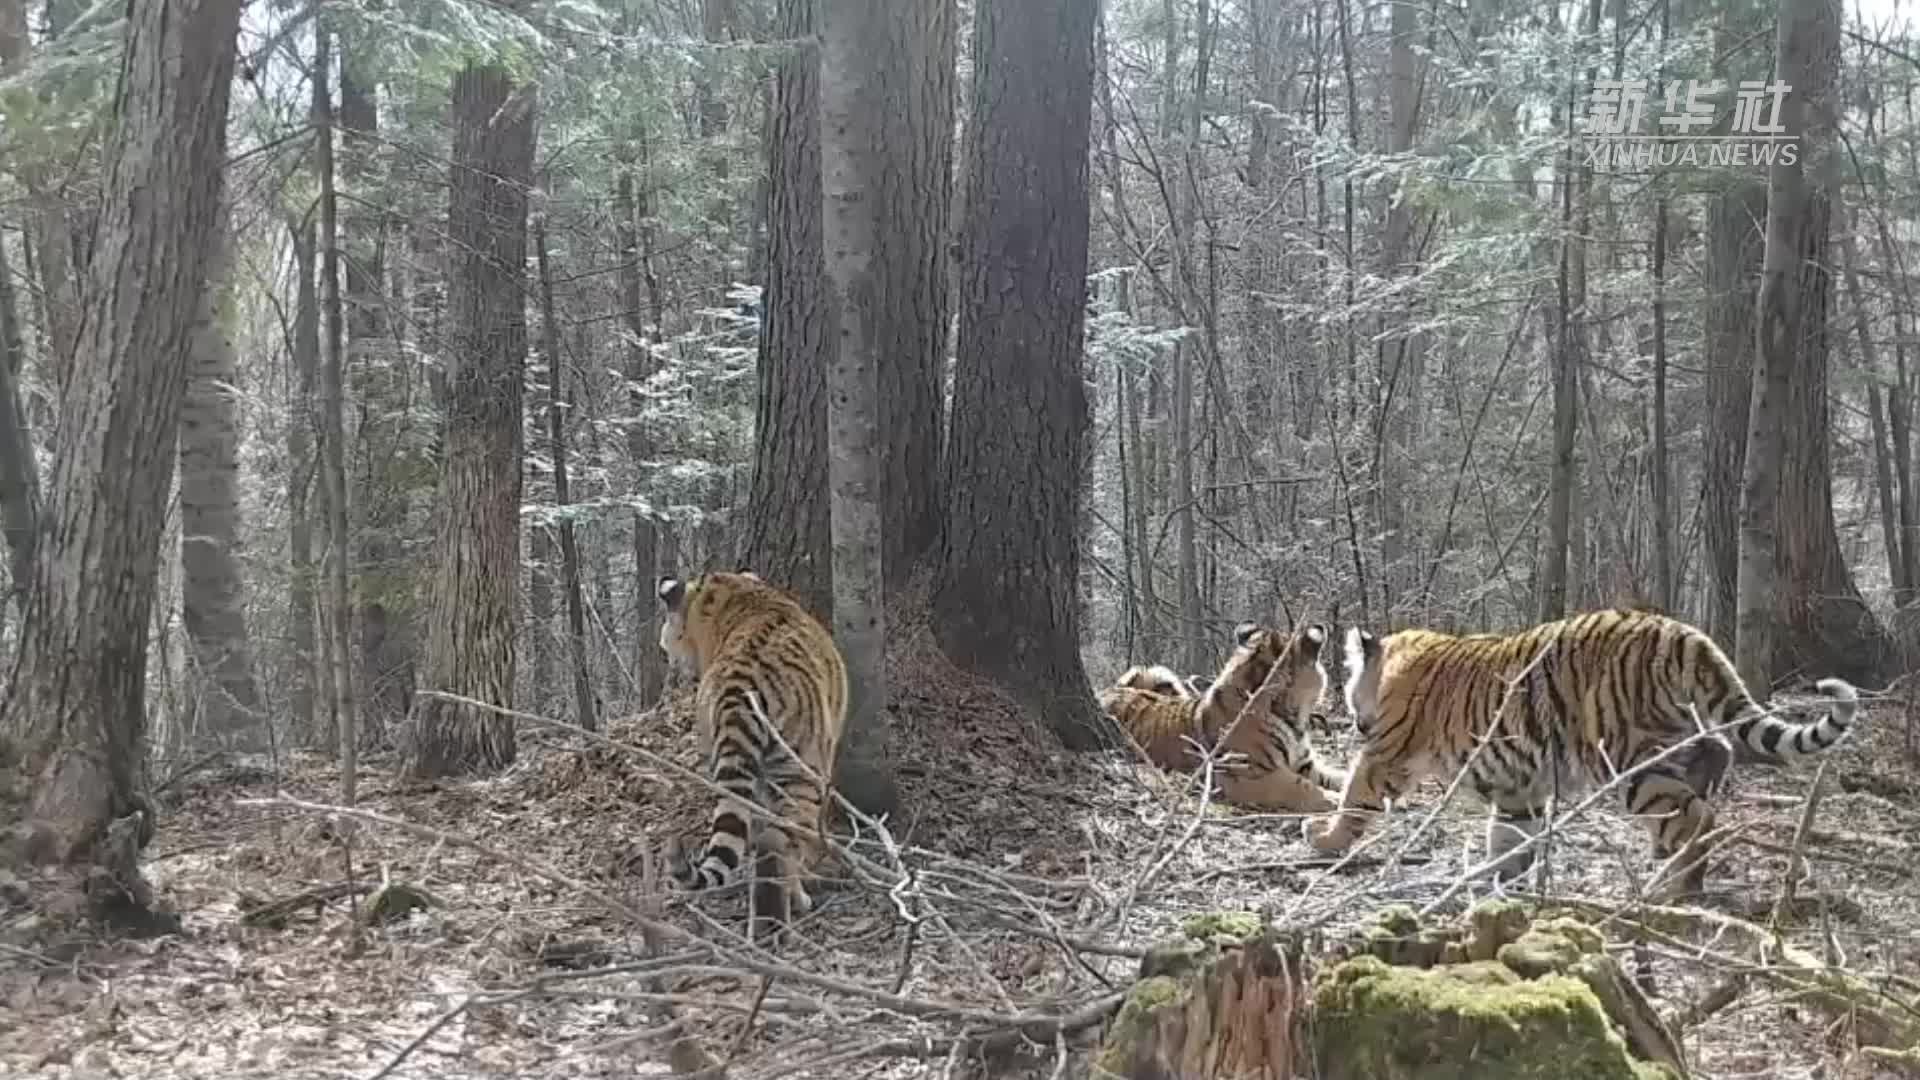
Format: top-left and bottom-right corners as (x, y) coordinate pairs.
(656, 570), (845, 925)
(1308, 608), (1861, 896)
(1098, 623), (1348, 812)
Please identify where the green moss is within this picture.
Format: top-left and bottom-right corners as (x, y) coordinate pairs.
(1468, 898), (1532, 961)
(1311, 954), (1677, 1080)
(1533, 917), (1604, 955)
(1095, 975), (1188, 1075)
(1498, 929), (1586, 979)
(1181, 910), (1263, 943)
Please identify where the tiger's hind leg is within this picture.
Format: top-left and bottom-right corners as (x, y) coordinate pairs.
(762, 763), (832, 920)
(1482, 795), (1549, 889)
(1627, 737), (1731, 899)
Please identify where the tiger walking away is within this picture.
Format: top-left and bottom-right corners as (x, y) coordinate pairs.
(656, 570), (846, 927)
(1308, 608), (1861, 896)
(1099, 623), (1348, 812)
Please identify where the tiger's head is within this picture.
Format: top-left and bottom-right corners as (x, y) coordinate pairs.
(1209, 621), (1330, 721)
(1113, 664), (1199, 700)
(1342, 626), (1387, 731)
(656, 567), (770, 675)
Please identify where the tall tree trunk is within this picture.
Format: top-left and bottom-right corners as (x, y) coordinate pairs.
(874, 0), (954, 590)
(404, 55), (537, 778)
(534, 216), (597, 732)
(740, 0), (833, 620)
(0, 0), (243, 924)
(820, 0), (899, 816)
(1739, 0), (1870, 691)
(286, 216), (319, 740)
(1649, 0), (1675, 614)
(315, 20), (359, 797)
(934, 0), (1112, 750)
(178, 217), (264, 749)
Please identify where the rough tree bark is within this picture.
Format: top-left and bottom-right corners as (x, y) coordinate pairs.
(820, 0), (900, 816)
(178, 218), (265, 748)
(873, 0), (954, 590)
(404, 54), (537, 778)
(1739, 0), (1888, 690)
(740, 0), (834, 620)
(1771, 114), (1890, 682)
(0, 0), (244, 926)
(934, 0), (1113, 750)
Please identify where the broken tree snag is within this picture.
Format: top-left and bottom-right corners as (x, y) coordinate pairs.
(1097, 905), (1684, 1080)
(1096, 913), (1304, 1079)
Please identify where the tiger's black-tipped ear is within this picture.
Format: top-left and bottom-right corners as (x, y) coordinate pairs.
(734, 565), (762, 581)
(1234, 622), (1261, 647)
(1301, 623), (1329, 654)
(658, 576), (687, 611)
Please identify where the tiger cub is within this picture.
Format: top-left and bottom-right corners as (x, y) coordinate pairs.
(656, 570), (846, 924)
(1308, 608), (1861, 895)
(1112, 664), (1205, 700)
(1098, 623), (1347, 812)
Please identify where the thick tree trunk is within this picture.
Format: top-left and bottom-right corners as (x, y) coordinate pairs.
(821, 0), (901, 817)
(404, 58), (536, 778)
(934, 0), (1113, 750)
(874, 0), (954, 590)
(534, 217), (597, 732)
(0, 0), (243, 925)
(178, 219), (265, 749)
(741, 0), (833, 621)
(1739, 0), (1884, 691)
(286, 216), (319, 740)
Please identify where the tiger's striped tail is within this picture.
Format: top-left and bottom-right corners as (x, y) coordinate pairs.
(672, 686), (767, 893)
(1729, 677), (1861, 761)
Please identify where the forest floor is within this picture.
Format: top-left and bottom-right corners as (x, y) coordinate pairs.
(4, 615), (1920, 1079)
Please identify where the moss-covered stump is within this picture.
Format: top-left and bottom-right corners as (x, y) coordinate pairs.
(1095, 911), (1304, 1080)
(1097, 905), (1684, 1080)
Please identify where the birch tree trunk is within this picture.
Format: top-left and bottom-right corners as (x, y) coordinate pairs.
(0, 0), (243, 926)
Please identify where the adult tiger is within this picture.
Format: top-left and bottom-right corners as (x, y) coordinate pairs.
(656, 570), (844, 926)
(1308, 608), (1860, 895)
(1098, 623), (1347, 812)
